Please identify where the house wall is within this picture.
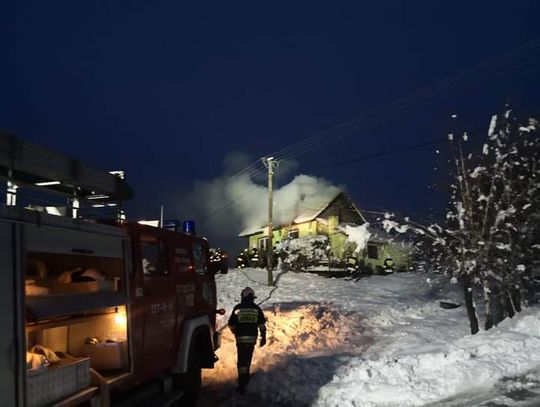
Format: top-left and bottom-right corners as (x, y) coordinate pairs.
(247, 230), (281, 250)
(245, 229), (412, 271)
(328, 231), (348, 259)
(363, 241), (412, 272)
(318, 193), (364, 225)
(292, 221), (317, 239)
(247, 233), (261, 250)
(240, 193), (412, 271)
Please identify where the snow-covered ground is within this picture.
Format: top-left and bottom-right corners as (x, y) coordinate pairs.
(202, 268), (540, 406)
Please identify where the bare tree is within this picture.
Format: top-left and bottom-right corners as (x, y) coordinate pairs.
(384, 111), (539, 334)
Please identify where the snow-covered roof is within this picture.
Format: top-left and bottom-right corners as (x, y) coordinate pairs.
(239, 191), (350, 237)
(367, 225), (414, 248)
(238, 226), (269, 237)
(293, 190), (344, 223)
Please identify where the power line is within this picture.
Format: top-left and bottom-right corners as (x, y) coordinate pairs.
(201, 139), (442, 221)
(198, 38), (540, 222)
(316, 138), (447, 170)
(200, 131), (471, 222)
(269, 38), (540, 161)
(276, 43), (538, 160)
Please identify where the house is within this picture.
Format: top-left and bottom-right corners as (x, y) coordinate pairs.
(238, 192), (412, 272)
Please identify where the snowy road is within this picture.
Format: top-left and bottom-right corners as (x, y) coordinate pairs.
(429, 368), (540, 407)
(199, 268), (540, 406)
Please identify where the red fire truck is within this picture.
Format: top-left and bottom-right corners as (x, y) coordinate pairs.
(0, 133), (222, 406)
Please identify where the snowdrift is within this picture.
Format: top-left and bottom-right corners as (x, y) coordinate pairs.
(208, 268), (540, 406)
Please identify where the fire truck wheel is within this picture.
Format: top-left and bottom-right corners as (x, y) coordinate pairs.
(175, 354), (202, 405)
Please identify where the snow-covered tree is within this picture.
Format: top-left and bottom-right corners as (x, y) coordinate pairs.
(385, 111), (539, 334)
(441, 112), (539, 331)
(277, 235), (329, 272)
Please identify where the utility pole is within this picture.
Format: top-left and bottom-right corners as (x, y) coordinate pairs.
(263, 157), (278, 286)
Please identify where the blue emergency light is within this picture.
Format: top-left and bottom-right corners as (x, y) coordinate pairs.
(182, 220), (196, 235)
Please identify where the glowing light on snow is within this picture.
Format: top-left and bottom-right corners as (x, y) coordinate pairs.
(203, 304), (367, 388)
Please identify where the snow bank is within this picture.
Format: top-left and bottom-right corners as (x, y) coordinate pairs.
(207, 268), (540, 406)
(317, 310), (540, 406)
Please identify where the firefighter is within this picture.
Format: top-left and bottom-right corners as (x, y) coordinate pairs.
(249, 248), (260, 268)
(383, 257), (395, 274)
(236, 249), (248, 268)
(228, 287), (267, 395)
(272, 246), (279, 268)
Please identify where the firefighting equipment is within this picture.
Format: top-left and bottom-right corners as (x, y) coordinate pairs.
(26, 352), (49, 371)
(30, 345), (60, 363)
(26, 351), (50, 370)
(59, 267), (105, 283)
(25, 280), (49, 296)
(241, 287), (255, 299)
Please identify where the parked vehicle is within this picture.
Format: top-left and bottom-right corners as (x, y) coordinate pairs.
(0, 133), (222, 407)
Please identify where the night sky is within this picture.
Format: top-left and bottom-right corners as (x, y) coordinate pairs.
(1, 1), (539, 250)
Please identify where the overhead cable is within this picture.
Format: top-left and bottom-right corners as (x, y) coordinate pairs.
(271, 38), (540, 161)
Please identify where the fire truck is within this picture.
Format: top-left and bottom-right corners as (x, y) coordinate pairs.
(0, 133), (222, 406)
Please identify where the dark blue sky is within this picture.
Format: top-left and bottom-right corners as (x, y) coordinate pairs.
(1, 1), (539, 237)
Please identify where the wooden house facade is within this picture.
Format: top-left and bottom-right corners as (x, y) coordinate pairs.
(239, 192), (412, 272)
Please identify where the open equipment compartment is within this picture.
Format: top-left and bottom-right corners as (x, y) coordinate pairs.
(23, 218), (133, 407)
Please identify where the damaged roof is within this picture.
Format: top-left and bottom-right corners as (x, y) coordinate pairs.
(239, 191), (364, 237)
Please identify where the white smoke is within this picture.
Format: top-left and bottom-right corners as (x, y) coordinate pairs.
(174, 152), (343, 253)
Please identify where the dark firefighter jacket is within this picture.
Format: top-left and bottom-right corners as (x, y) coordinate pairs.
(384, 258), (395, 269)
(228, 299), (266, 344)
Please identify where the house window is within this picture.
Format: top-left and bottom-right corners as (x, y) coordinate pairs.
(258, 237), (268, 250)
(367, 244), (379, 260)
(288, 229), (299, 239)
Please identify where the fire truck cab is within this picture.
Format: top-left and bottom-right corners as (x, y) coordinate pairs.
(0, 133), (221, 406)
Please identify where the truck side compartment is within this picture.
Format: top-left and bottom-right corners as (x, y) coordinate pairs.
(0, 205), (220, 407)
(0, 133), (221, 407)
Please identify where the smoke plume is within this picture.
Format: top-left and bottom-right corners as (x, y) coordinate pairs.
(173, 152), (342, 254)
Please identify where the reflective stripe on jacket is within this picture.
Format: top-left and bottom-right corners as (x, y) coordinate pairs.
(228, 299), (266, 339)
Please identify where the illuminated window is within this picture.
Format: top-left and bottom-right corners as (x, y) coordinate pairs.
(141, 236), (169, 276)
(367, 244), (379, 259)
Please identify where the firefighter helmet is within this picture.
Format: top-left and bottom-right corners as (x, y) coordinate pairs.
(241, 287), (256, 299)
